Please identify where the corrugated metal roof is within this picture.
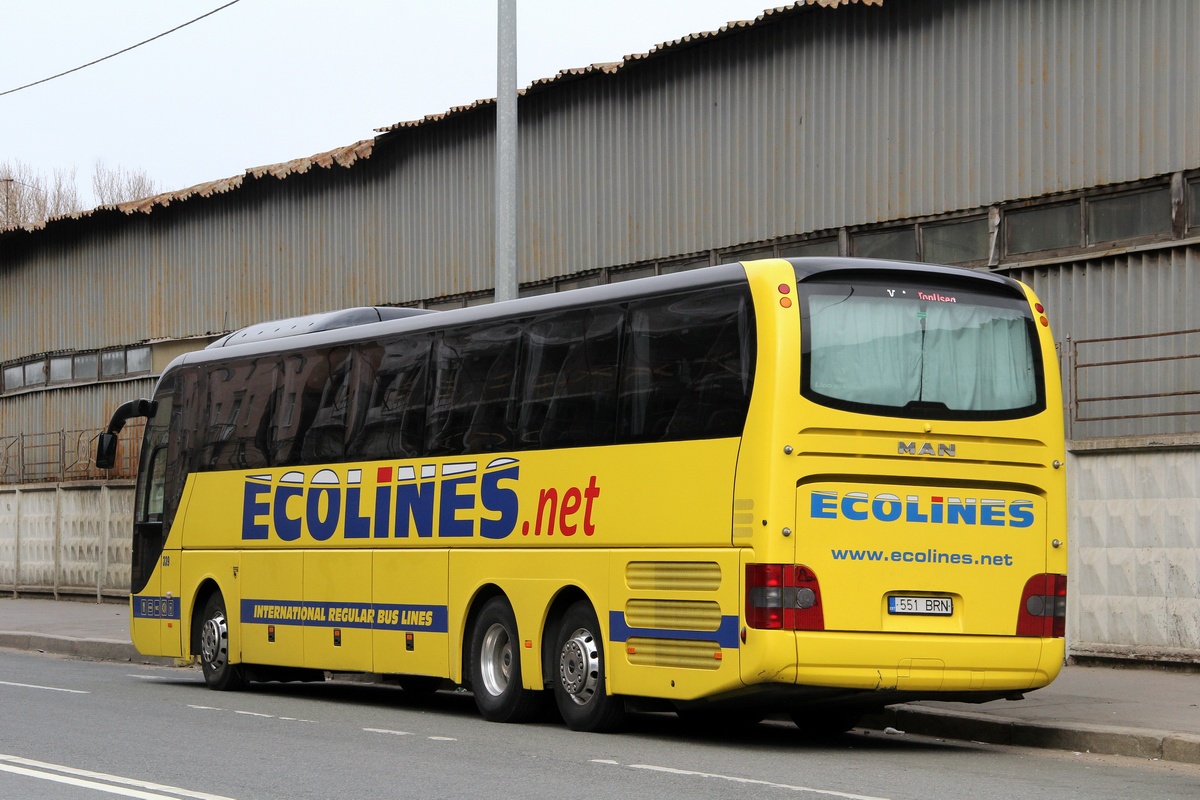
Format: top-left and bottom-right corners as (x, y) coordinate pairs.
(0, 0), (881, 238)
(377, 0), (883, 133)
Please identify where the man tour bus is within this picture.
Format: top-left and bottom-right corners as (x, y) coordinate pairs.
(97, 257), (1066, 733)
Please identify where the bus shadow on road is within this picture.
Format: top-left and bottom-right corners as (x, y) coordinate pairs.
(619, 713), (979, 753)
(161, 672), (980, 753)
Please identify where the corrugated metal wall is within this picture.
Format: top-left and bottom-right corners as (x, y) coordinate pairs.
(1011, 244), (1200, 439)
(2, 0), (1197, 365)
(0, 379), (155, 483)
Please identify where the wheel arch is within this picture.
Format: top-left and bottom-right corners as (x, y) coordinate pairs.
(189, 578), (225, 661)
(459, 583), (506, 686)
(540, 585), (591, 689)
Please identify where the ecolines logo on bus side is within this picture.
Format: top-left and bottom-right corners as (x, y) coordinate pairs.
(810, 491), (1035, 528)
(240, 459), (601, 542)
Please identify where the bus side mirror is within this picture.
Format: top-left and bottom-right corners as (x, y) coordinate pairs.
(97, 397), (157, 470)
(96, 432), (119, 469)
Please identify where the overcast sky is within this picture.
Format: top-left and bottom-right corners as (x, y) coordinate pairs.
(0, 0), (778, 207)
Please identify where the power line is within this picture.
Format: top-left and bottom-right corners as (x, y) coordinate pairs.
(0, 1), (242, 99)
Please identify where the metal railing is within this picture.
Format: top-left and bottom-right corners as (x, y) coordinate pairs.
(1068, 328), (1200, 438)
(0, 421), (143, 485)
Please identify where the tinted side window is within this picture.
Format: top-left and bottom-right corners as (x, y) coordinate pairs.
(271, 350), (331, 466)
(301, 348), (358, 463)
(347, 335), (431, 461)
(428, 323), (522, 455)
(200, 364), (240, 470)
(198, 356), (279, 471)
(519, 306), (622, 449)
(619, 286), (755, 443)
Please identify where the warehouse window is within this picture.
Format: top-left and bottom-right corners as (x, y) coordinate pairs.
(781, 238), (839, 258)
(101, 349), (126, 378)
(74, 353), (98, 381)
(851, 228), (917, 261)
(23, 361), (45, 387)
(1, 345), (153, 394)
(722, 245), (775, 262)
(609, 265), (656, 282)
(1006, 202), (1081, 255)
(660, 256), (711, 274)
(49, 356), (73, 383)
(3, 364), (23, 391)
(126, 346), (151, 375)
(922, 217), (989, 264)
(1088, 187), (1171, 244)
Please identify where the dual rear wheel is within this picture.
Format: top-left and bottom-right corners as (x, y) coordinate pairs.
(469, 597), (625, 732)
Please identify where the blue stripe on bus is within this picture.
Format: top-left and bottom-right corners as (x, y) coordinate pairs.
(608, 610), (740, 650)
(132, 596), (181, 620)
(239, 599), (449, 633)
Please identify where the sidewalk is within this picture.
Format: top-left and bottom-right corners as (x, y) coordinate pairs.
(2, 596), (1197, 763)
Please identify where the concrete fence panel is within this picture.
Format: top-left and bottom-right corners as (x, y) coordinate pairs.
(0, 483), (134, 599)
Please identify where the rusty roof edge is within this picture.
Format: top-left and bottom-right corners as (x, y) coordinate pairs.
(374, 0), (882, 133)
(2, 0), (880, 240)
(7, 138), (378, 231)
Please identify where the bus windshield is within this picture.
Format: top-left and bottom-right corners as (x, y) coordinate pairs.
(800, 276), (1044, 419)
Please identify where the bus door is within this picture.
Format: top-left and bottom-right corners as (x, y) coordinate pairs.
(130, 377), (182, 658)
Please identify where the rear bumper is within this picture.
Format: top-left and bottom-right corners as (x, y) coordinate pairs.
(742, 629), (1064, 694)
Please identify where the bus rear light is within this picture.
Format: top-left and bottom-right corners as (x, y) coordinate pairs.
(745, 564), (825, 631)
(1016, 573), (1066, 637)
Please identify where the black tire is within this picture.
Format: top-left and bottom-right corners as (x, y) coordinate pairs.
(469, 597), (543, 723)
(198, 592), (245, 691)
(788, 709), (861, 738)
(551, 601), (626, 732)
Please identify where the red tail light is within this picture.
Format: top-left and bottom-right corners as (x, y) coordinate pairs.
(1016, 573), (1067, 637)
(746, 564), (825, 631)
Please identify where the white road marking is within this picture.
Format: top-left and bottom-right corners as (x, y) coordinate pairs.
(0, 754), (237, 799)
(0, 679), (88, 694)
(127, 674), (171, 680)
(364, 728), (412, 736)
(602, 761), (893, 800)
(427, 736), (457, 741)
(189, 705), (315, 723)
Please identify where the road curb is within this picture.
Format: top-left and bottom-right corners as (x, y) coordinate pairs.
(865, 705), (1200, 765)
(0, 631), (175, 666)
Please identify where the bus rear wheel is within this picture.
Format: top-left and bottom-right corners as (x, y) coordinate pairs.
(199, 592), (245, 691)
(469, 597), (543, 723)
(552, 601), (626, 732)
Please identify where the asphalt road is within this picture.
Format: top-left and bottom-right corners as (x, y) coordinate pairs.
(1, 650), (1197, 800)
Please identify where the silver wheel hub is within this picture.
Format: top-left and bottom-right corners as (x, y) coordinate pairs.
(559, 627), (599, 706)
(479, 622), (513, 697)
(201, 612), (229, 671)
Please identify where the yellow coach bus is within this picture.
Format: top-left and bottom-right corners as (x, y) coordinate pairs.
(98, 257), (1066, 733)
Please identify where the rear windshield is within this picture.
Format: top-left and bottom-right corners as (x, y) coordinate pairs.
(799, 276), (1044, 420)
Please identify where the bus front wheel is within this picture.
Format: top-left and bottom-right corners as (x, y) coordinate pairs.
(552, 601), (626, 732)
(199, 592), (245, 691)
(469, 597), (543, 723)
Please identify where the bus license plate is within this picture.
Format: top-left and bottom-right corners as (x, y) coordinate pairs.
(888, 596), (953, 616)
